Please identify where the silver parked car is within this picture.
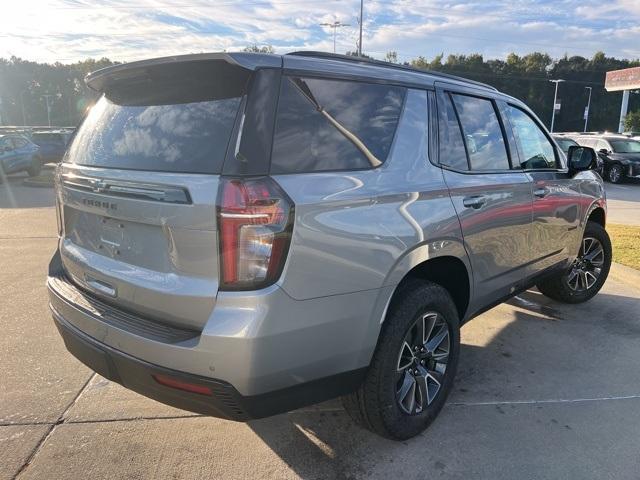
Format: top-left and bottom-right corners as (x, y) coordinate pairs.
(48, 52), (611, 440)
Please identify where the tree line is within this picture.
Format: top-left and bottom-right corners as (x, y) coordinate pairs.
(0, 49), (638, 132)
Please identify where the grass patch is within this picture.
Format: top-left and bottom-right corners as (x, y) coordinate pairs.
(608, 223), (640, 270)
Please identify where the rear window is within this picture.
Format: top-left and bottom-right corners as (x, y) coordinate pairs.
(271, 76), (405, 173)
(66, 62), (246, 174)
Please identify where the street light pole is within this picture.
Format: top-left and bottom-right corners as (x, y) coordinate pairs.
(549, 79), (564, 133)
(319, 21), (350, 53)
(583, 86), (592, 133)
(358, 0), (363, 56)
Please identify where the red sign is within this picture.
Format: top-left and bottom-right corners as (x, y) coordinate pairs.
(605, 66), (640, 92)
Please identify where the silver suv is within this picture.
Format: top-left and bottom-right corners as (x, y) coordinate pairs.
(48, 52), (611, 440)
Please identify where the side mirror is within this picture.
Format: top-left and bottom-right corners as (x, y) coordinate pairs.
(568, 145), (597, 172)
(598, 148), (609, 155)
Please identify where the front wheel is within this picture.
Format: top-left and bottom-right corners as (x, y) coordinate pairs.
(537, 221), (611, 304)
(342, 279), (460, 440)
(607, 164), (624, 183)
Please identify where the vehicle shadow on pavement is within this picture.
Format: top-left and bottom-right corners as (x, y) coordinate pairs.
(246, 288), (640, 479)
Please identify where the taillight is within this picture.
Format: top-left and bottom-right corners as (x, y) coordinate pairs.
(217, 177), (294, 290)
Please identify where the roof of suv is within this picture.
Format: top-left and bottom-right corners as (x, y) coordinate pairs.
(85, 51), (498, 94)
(578, 134), (631, 141)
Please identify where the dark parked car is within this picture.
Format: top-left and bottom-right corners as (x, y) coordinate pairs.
(0, 134), (42, 180)
(576, 134), (640, 183)
(31, 130), (72, 163)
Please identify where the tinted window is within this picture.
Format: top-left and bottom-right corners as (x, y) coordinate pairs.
(271, 77), (405, 173)
(438, 93), (468, 170)
(556, 138), (577, 154)
(507, 105), (556, 169)
(611, 139), (640, 153)
(67, 94), (241, 174)
(451, 94), (509, 170)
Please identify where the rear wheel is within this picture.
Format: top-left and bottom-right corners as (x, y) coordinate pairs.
(607, 164), (623, 183)
(342, 279), (460, 440)
(537, 221), (611, 304)
(27, 156), (42, 177)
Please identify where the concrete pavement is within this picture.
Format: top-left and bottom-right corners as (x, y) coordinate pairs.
(605, 178), (640, 226)
(2, 173), (640, 480)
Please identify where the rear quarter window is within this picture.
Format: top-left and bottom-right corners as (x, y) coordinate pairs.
(271, 77), (405, 173)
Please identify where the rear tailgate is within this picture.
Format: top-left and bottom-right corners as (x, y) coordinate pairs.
(59, 165), (221, 330)
(56, 57), (251, 331)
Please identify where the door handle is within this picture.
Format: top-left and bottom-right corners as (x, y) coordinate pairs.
(463, 195), (486, 209)
(533, 187), (549, 198)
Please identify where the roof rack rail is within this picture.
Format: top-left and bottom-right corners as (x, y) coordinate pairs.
(286, 51), (497, 91)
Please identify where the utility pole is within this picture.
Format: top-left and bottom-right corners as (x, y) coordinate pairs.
(583, 86), (592, 133)
(549, 79), (564, 133)
(42, 94), (54, 127)
(358, 0), (363, 56)
(319, 21), (350, 53)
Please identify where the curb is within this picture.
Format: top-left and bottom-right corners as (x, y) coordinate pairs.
(610, 262), (640, 286)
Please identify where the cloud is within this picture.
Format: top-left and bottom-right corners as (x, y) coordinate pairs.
(1, 0), (639, 64)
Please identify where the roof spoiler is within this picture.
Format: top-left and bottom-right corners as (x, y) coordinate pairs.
(85, 52), (282, 93)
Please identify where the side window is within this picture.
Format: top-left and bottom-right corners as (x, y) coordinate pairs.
(451, 94), (510, 170)
(438, 93), (468, 170)
(271, 77), (405, 173)
(506, 105), (557, 169)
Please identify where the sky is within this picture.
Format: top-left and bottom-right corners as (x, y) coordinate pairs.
(1, 0), (640, 64)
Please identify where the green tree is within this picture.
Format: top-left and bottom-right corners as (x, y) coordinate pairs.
(624, 110), (640, 131)
(384, 51), (398, 64)
(243, 45), (275, 54)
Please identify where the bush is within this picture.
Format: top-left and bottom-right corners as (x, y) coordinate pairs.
(624, 110), (640, 132)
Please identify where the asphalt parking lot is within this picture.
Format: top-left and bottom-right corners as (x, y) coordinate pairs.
(2, 172), (640, 480)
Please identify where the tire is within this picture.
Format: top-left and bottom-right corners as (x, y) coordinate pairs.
(607, 164), (624, 184)
(27, 156), (42, 177)
(536, 221), (611, 304)
(342, 279), (460, 440)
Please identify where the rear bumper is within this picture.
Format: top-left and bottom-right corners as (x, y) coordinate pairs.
(52, 311), (365, 420)
(53, 311), (248, 419)
(47, 251), (380, 419)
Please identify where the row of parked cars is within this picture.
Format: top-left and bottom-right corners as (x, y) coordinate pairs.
(553, 132), (640, 184)
(0, 127), (73, 180)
